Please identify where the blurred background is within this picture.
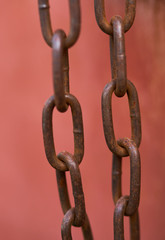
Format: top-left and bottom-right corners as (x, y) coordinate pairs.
(0, 0), (165, 239)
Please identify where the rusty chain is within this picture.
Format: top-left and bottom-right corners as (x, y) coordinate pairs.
(38, 0), (93, 239)
(95, 0), (142, 239)
(39, 0), (142, 239)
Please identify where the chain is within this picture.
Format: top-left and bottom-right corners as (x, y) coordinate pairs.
(95, 1), (142, 240)
(39, 0), (142, 238)
(38, 1), (93, 239)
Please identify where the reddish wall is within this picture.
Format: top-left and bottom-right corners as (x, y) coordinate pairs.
(0, 0), (165, 239)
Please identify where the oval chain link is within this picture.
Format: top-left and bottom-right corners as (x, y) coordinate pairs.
(61, 209), (93, 240)
(57, 152), (93, 240)
(114, 196), (140, 240)
(52, 29), (70, 112)
(110, 16), (127, 97)
(102, 79), (141, 157)
(42, 94), (84, 171)
(112, 138), (141, 216)
(94, 0), (136, 35)
(57, 152), (86, 227)
(38, 0), (81, 48)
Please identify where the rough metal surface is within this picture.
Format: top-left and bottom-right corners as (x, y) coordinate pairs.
(114, 196), (140, 240)
(102, 80), (141, 157)
(95, 0), (142, 239)
(42, 94), (84, 171)
(38, 0), (81, 48)
(39, 0), (93, 239)
(39, 0), (142, 238)
(113, 138), (141, 216)
(110, 16), (127, 97)
(94, 0), (136, 35)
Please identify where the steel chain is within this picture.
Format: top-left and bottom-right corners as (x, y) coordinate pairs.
(95, 0), (142, 239)
(39, 0), (93, 239)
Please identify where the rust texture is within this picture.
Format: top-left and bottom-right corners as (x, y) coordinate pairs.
(112, 138), (141, 216)
(42, 94), (84, 171)
(110, 16), (127, 97)
(39, 0), (93, 238)
(39, 0), (142, 238)
(61, 208), (93, 240)
(102, 80), (141, 157)
(94, 0), (136, 35)
(52, 30), (69, 112)
(38, 0), (81, 48)
(114, 196), (140, 240)
(57, 152), (85, 227)
(95, 0), (141, 239)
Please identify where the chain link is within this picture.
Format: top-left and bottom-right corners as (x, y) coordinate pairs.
(39, 0), (93, 238)
(110, 16), (127, 97)
(102, 80), (141, 157)
(114, 196), (140, 240)
(42, 94), (84, 171)
(38, 0), (81, 48)
(94, 0), (136, 35)
(52, 30), (70, 112)
(95, 0), (141, 239)
(112, 138), (141, 216)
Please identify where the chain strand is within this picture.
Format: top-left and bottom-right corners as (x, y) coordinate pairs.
(39, 1), (93, 239)
(95, 0), (142, 239)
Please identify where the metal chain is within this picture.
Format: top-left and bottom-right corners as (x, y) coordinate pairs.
(38, 1), (93, 239)
(39, 0), (142, 238)
(95, 0), (142, 239)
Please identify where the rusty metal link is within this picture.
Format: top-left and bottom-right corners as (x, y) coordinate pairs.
(110, 16), (127, 97)
(114, 196), (140, 240)
(94, 0), (136, 36)
(56, 152), (93, 239)
(57, 151), (86, 227)
(52, 30), (70, 112)
(38, 0), (81, 48)
(112, 138), (141, 216)
(42, 94), (84, 171)
(56, 167), (71, 214)
(61, 208), (93, 240)
(102, 79), (141, 157)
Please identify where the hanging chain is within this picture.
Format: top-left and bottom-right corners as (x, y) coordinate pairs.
(38, 1), (93, 239)
(95, 0), (142, 239)
(38, 0), (141, 238)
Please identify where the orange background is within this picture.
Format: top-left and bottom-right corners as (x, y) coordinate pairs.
(0, 0), (165, 239)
